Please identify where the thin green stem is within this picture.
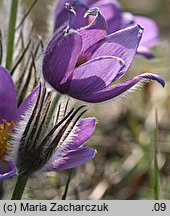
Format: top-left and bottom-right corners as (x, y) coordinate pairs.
(11, 174), (29, 200)
(62, 169), (73, 200)
(154, 150), (160, 200)
(153, 109), (160, 200)
(0, 29), (2, 64)
(0, 181), (4, 199)
(15, 0), (39, 31)
(6, 0), (18, 70)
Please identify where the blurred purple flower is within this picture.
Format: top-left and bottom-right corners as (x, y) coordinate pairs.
(0, 65), (38, 180)
(43, 8), (164, 103)
(54, 0), (160, 58)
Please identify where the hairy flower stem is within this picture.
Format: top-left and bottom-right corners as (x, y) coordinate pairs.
(11, 174), (29, 200)
(6, 0), (18, 70)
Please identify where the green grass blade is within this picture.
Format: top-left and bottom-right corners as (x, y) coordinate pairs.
(62, 169), (73, 200)
(15, 0), (39, 31)
(0, 29), (2, 64)
(154, 148), (160, 200)
(153, 109), (161, 200)
(6, 0), (18, 70)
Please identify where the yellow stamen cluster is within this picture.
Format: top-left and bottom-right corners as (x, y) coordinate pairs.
(0, 119), (14, 158)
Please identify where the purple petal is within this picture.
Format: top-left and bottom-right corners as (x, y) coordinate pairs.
(54, 0), (72, 30)
(45, 147), (96, 171)
(79, 7), (107, 54)
(69, 56), (124, 97)
(134, 16), (159, 48)
(86, 0), (98, 4)
(54, 0), (68, 28)
(18, 85), (40, 118)
(0, 159), (16, 180)
(93, 0), (121, 21)
(70, 1), (89, 29)
(92, 0), (122, 33)
(43, 27), (82, 93)
(43, 117), (97, 172)
(0, 65), (18, 123)
(66, 118), (96, 150)
(120, 12), (135, 28)
(137, 46), (155, 59)
(86, 25), (143, 82)
(80, 73), (165, 103)
(120, 14), (159, 58)
(54, 0), (88, 30)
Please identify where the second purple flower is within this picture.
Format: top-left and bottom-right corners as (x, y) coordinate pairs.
(43, 8), (164, 103)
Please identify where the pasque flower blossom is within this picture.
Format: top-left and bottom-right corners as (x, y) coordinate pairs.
(54, 0), (159, 58)
(0, 65), (38, 180)
(0, 65), (96, 178)
(9, 84), (96, 175)
(0, 65), (96, 180)
(43, 8), (165, 103)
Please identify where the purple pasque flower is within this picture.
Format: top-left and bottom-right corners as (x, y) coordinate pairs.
(43, 8), (164, 103)
(9, 84), (96, 175)
(0, 65), (38, 180)
(54, 0), (159, 58)
(0, 65), (96, 177)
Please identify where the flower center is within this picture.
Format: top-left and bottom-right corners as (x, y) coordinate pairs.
(76, 55), (89, 67)
(0, 119), (14, 158)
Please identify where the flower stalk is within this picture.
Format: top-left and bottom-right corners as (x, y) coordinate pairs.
(7, 83), (96, 199)
(11, 174), (29, 200)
